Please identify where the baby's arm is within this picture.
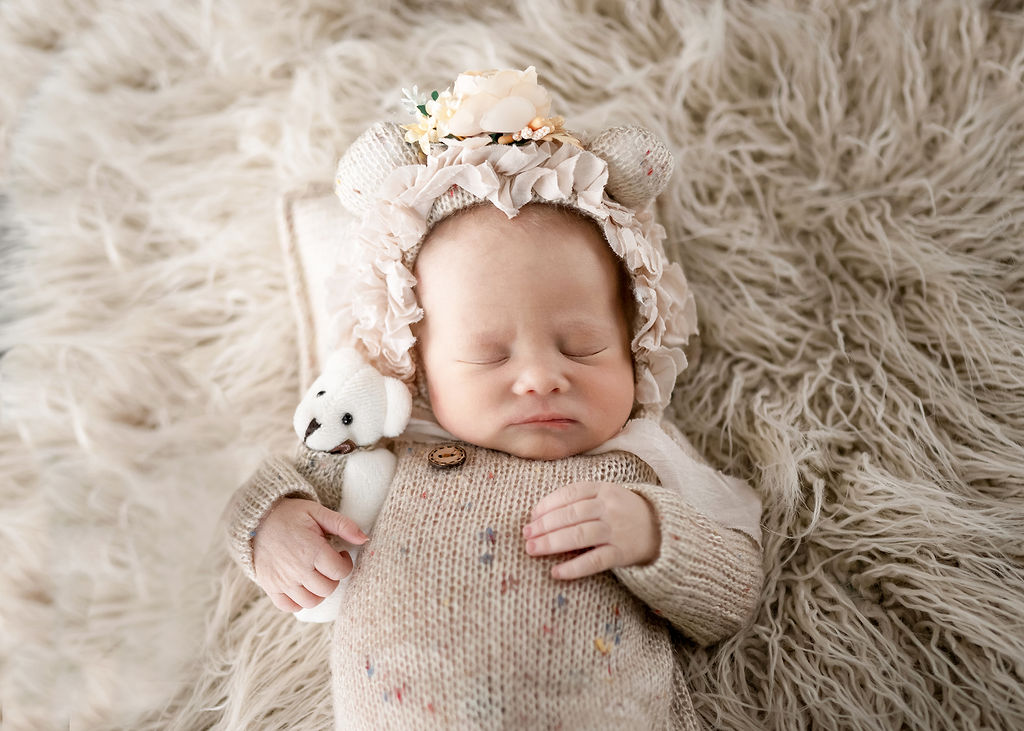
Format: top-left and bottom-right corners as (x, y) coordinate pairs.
(226, 453), (367, 612)
(524, 421), (763, 646)
(610, 479), (762, 645)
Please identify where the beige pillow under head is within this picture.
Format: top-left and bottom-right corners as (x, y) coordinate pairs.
(278, 185), (356, 392)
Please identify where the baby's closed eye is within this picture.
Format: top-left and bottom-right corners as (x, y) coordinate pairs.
(563, 347), (607, 359)
(560, 339), (608, 359)
(456, 350), (510, 366)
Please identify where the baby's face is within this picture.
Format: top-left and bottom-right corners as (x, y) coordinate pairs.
(414, 204), (635, 460)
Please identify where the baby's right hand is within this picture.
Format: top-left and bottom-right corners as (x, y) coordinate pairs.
(251, 498), (368, 613)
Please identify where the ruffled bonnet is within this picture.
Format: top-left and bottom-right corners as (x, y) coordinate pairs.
(326, 67), (699, 420)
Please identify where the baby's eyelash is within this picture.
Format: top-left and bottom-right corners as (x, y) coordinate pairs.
(564, 346), (607, 358)
(457, 356), (509, 366)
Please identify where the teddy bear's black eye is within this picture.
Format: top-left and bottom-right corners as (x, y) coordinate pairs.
(341, 413), (353, 425)
(315, 390), (326, 397)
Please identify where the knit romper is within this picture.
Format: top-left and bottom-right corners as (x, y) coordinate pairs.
(229, 434), (763, 730)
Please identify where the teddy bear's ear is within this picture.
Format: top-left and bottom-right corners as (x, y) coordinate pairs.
(381, 376), (412, 437)
(335, 122), (424, 217)
(587, 125), (673, 210)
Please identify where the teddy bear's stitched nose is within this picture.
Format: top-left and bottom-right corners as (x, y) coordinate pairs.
(304, 419), (321, 440)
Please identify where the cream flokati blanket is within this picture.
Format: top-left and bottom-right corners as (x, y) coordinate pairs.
(1, 1), (1023, 729)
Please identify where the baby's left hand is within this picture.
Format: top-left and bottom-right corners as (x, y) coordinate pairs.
(523, 482), (660, 580)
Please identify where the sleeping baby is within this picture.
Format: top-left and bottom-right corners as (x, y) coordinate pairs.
(227, 66), (763, 730)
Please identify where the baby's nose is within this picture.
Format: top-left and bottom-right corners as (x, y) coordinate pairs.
(511, 358), (570, 396)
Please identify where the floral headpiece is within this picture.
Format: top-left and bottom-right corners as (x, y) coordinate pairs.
(329, 67), (697, 417)
(400, 66), (582, 153)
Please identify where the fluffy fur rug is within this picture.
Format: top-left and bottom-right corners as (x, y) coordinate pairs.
(2, 0), (1023, 728)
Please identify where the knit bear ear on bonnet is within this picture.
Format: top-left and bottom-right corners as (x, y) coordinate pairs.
(326, 66), (698, 418)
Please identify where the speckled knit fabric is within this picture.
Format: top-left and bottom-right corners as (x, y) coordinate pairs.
(333, 122), (423, 218)
(228, 432), (762, 729)
(228, 453), (327, 583)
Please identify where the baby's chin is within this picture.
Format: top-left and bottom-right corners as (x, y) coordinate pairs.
(438, 417), (622, 460)
(503, 442), (580, 461)
(486, 429), (608, 461)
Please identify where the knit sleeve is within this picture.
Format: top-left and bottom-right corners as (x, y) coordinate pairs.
(225, 453), (321, 583)
(612, 481), (763, 646)
(611, 419), (764, 646)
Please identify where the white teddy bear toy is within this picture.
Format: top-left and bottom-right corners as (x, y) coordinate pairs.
(290, 347), (412, 623)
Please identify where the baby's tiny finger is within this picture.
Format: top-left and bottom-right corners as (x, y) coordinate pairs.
(314, 504), (368, 545)
(551, 544), (619, 580)
(289, 585), (324, 609)
(530, 482), (600, 521)
(303, 570), (340, 599)
(314, 547), (353, 581)
(524, 498), (601, 539)
(525, 521), (609, 556)
(270, 592), (302, 613)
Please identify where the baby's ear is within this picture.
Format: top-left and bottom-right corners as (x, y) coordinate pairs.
(587, 125), (674, 211)
(381, 376), (413, 437)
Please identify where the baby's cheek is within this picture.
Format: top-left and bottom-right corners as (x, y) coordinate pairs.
(595, 367), (634, 413)
(426, 377), (478, 435)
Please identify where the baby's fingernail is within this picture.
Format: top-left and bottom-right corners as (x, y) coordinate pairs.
(522, 524), (533, 538)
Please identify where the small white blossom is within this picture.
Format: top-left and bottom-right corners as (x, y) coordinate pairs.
(400, 85), (425, 116)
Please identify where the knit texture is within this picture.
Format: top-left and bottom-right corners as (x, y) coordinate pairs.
(226, 438), (761, 729)
(228, 454), (322, 582)
(614, 480), (762, 647)
(334, 122), (423, 217)
(278, 184), (339, 391)
(425, 184), (501, 230)
(587, 126), (675, 211)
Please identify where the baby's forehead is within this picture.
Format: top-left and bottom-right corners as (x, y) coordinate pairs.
(417, 202), (613, 269)
(433, 201), (600, 239)
(413, 202), (636, 328)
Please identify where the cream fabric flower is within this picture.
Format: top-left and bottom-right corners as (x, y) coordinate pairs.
(402, 90), (459, 154)
(447, 66), (552, 137)
(403, 68), (581, 152)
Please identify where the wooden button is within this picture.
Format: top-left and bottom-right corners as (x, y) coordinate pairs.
(427, 444), (467, 469)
